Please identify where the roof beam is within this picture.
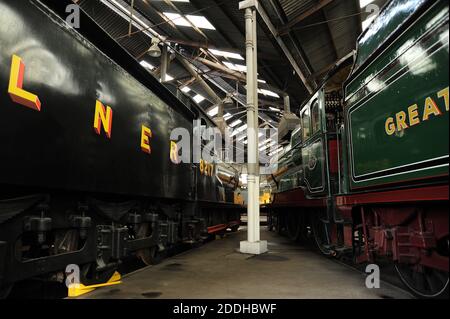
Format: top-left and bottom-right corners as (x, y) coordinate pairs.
(203, 0), (289, 95)
(176, 54), (223, 105)
(322, 9), (339, 62)
(195, 57), (288, 98)
(278, 0), (334, 36)
(255, 3), (314, 94)
(163, 0), (208, 39)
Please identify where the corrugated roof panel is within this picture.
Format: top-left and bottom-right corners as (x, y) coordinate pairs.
(323, 0), (361, 59)
(278, 0), (317, 21)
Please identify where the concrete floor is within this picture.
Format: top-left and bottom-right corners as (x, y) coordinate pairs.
(78, 227), (413, 299)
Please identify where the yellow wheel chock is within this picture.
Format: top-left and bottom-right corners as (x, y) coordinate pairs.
(68, 271), (122, 297)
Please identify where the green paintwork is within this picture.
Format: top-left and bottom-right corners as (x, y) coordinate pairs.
(347, 0), (447, 99)
(270, 0), (448, 208)
(353, 0), (428, 72)
(344, 0), (449, 190)
(272, 89), (330, 197)
(290, 127), (302, 149)
(298, 90), (328, 196)
(302, 136), (326, 194)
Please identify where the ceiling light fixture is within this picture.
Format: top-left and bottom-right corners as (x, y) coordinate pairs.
(148, 37), (161, 58)
(223, 93), (234, 107)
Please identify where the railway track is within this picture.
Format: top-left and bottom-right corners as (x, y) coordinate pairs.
(6, 240), (212, 299)
(7, 229), (419, 300)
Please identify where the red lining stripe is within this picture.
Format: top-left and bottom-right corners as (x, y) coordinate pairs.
(336, 185), (448, 206)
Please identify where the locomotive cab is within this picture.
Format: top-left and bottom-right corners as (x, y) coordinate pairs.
(302, 54), (354, 198)
(273, 54), (354, 198)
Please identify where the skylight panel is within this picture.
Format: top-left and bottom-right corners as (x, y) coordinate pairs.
(359, 0), (376, 8)
(259, 140), (277, 152)
(231, 124), (248, 137)
(223, 113), (233, 121)
(181, 86), (191, 93)
(259, 89), (280, 99)
(163, 12), (191, 27)
(229, 119), (242, 128)
(269, 106), (281, 112)
(186, 15), (216, 30)
(194, 94), (206, 104)
(163, 12), (216, 30)
(207, 106), (218, 116)
(269, 147), (284, 156)
(162, 74), (174, 82)
(236, 124), (247, 132)
(260, 138), (276, 145)
(223, 62), (247, 72)
(209, 49), (244, 60)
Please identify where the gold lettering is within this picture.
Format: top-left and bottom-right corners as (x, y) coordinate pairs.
(396, 111), (408, 131)
(140, 125), (152, 154)
(437, 87), (449, 111)
(408, 104), (420, 127)
(423, 96), (442, 121)
(93, 100), (113, 138)
(385, 117), (396, 136)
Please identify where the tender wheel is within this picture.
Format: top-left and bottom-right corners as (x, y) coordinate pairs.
(310, 212), (332, 256)
(274, 213), (284, 235)
(395, 263), (449, 298)
(286, 212), (301, 242)
(137, 246), (165, 266)
(268, 212), (274, 231)
(135, 223), (164, 265)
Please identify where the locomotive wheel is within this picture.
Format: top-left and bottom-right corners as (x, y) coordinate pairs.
(137, 246), (165, 266)
(395, 264), (449, 298)
(311, 213), (332, 256)
(274, 214), (284, 235)
(0, 284), (13, 299)
(286, 212), (301, 242)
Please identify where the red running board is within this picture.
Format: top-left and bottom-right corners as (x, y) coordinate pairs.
(207, 220), (241, 234)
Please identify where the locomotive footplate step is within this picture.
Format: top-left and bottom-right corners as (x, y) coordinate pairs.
(74, 228), (413, 299)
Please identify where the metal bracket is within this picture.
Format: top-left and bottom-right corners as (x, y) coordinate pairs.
(239, 0), (259, 10)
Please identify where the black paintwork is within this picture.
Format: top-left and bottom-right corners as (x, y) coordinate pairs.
(0, 0), (241, 293)
(0, 0), (226, 202)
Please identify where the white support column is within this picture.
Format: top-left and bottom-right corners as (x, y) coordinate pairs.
(239, 0), (267, 255)
(284, 95), (291, 113)
(160, 44), (168, 83)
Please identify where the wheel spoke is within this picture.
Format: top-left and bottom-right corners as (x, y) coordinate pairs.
(396, 263), (449, 298)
